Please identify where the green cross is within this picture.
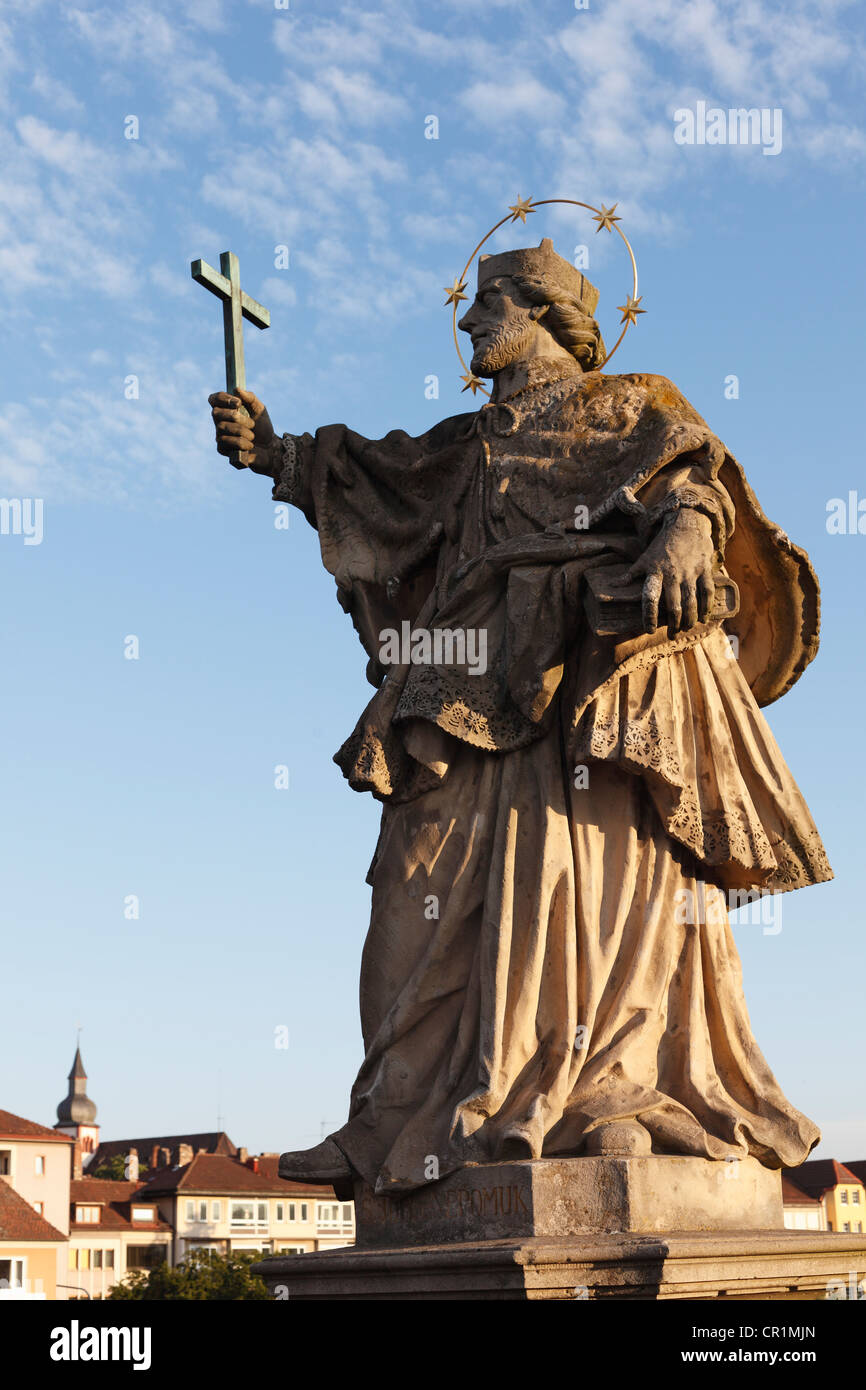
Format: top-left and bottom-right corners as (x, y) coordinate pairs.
(191, 250), (270, 469)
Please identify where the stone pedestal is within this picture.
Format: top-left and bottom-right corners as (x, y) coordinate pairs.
(255, 1156), (866, 1300)
(353, 1155), (781, 1246)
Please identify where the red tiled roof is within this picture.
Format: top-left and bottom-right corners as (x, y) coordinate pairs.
(136, 1153), (338, 1199)
(69, 1178), (171, 1233)
(0, 1178), (66, 1242)
(0, 1109), (74, 1143)
(781, 1176), (822, 1206)
(783, 1159), (865, 1195)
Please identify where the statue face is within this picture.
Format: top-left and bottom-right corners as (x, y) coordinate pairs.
(458, 276), (541, 377)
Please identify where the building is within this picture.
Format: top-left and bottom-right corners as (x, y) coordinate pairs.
(781, 1175), (826, 1230)
(0, 1177), (66, 1299)
(66, 1178), (173, 1300)
(135, 1151), (354, 1262)
(54, 1048), (100, 1168)
(1, 1045), (356, 1295)
(0, 1108), (73, 1298)
(783, 1159), (866, 1233)
(89, 1131), (236, 1177)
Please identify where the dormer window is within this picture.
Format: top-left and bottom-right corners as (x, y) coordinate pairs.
(75, 1205), (101, 1223)
(131, 1206), (155, 1223)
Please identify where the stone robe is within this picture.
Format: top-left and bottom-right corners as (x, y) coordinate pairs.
(275, 367), (832, 1195)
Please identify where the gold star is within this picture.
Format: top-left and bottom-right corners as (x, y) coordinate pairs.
(508, 195), (534, 224)
(592, 203), (621, 234)
(617, 294), (646, 326)
(460, 371), (485, 394)
(443, 277), (468, 307)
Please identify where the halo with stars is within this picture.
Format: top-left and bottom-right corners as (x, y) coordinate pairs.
(444, 195), (644, 397)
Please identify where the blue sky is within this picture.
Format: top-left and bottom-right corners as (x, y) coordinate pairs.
(2, 0), (864, 1164)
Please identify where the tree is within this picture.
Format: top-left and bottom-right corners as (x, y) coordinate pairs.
(89, 1153), (149, 1182)
(108, 1248), (270, 1301)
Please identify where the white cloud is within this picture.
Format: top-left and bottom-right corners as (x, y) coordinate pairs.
(0, 356), (225, 505)
(260, 276), (297, 308)
(31, 71), (84, 115)
(459, 77), (566, 128)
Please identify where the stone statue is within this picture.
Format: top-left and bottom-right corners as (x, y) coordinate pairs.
(209, 238), (831, 1202)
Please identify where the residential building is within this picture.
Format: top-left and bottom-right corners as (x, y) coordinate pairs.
(1, 1045), (355, 1296)
(67, 1178), (173, 1300)
(89, 1130), (236, 1177)
(781, 1176), (826, 1230)
(135, 1151), (354, 1261)
(0, 1107), (73, 1297)
(0, 1178), (66, 1299)
(783, 1159), (866, 1233)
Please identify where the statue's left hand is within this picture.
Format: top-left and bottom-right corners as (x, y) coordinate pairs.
(619, 509), (716, 635)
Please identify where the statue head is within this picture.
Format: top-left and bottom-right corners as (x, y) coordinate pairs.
(458, 238), (606, 379)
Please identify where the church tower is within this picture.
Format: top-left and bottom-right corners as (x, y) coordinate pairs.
(54, 1045), (100, 1166)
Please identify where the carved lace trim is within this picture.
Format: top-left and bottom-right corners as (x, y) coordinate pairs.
(272, 433), (300, 503)
(393, 661), (544, 753)
(575, 711), (832, 890)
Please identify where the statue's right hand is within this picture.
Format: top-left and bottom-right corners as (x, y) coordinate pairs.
(208, 388), (279, 476)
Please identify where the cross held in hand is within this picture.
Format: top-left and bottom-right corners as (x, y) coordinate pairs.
(191, 250), (270, 469)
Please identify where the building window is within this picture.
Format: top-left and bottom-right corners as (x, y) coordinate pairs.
(317, 1203), (340, 1228)
(0, 1151), (11, 1176)
(841, 1189), (849, 1204)
(78, 1249), (90, 1270)
(0, 1259), (24, 1289)
(278, 1246), (305, 1254)
(93, 1250), (103, 1269)
(857, 1222), (863, 1233)
(230, 1201), (266, 1228)
(127, 1246), (168, 1270)
(33, 1201), (43, 1215)
(35, 1155), (45, 1176)
(199, 1201), (208, 1222)
(212, 1202), (220, 1222)
(106, 1250), (115, 1269)
(853, 1190), (861, 1205)
(75, 1206), (100, 1224)
(185, 1200), (195, 1221)
(301, 1203), (308, 1222)
(843, 1222), (851, 1233)
(342, 1204), (353, 1223)
(132, 1207), (155, 1223)
(288, 1203), (295, 1221)
(276, 1203), (284, 1222)
(68, 1248), (77, 1270)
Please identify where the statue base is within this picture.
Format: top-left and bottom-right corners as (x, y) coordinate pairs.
(353, 1155), (782, 1246)
(255, 1157), (866, 1300)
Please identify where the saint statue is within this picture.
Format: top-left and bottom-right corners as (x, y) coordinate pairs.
(209, 237), (831, 1200)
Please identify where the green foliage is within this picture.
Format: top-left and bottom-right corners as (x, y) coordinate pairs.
(89, 1153), (149, 1182)
(108, 1247), (271, 1301)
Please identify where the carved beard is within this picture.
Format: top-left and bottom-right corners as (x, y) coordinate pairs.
(471, 319), (537, 375)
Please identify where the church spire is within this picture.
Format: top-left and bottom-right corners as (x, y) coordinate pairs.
(68, 1045), (87, 1083)
(55, 1044), (100, 1166)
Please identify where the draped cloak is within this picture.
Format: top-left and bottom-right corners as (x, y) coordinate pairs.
(275, 368), (832, 1195)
